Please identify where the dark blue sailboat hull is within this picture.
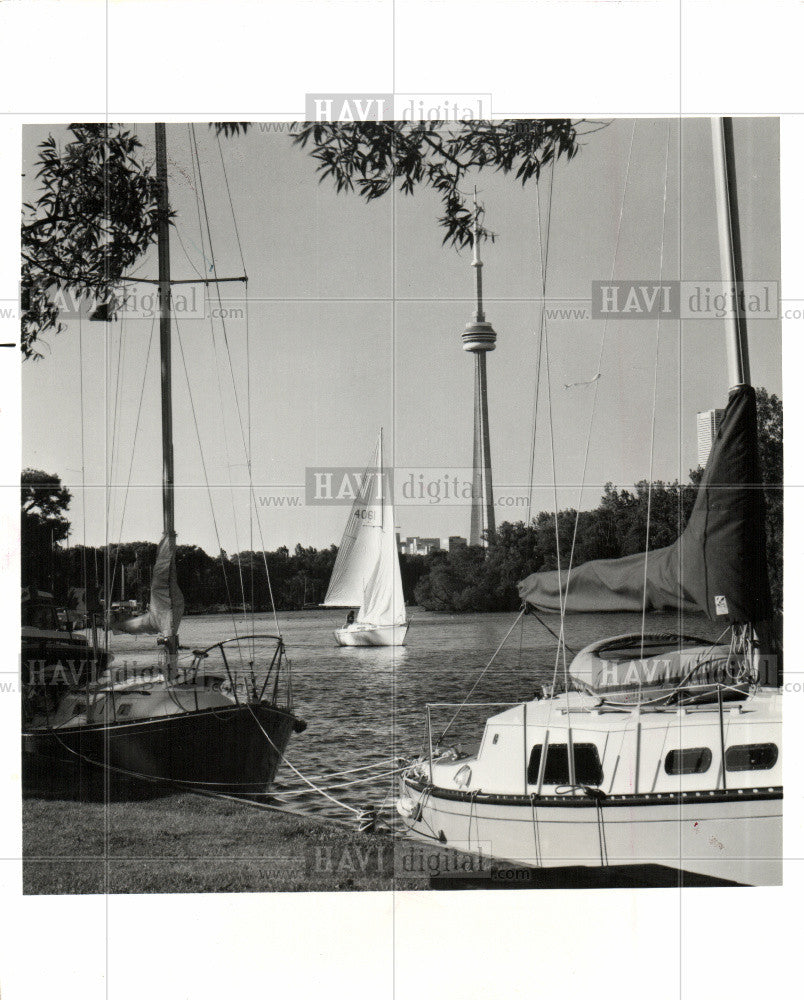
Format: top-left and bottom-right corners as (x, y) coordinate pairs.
(22, 702), (304, 801)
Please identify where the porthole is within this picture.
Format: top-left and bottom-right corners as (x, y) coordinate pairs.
(527, 743), (603, 785)
(665, 747), (713, 775)
(725, 743), (778, 772)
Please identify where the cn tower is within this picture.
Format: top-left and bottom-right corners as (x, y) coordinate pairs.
(462, 204), (496, 547)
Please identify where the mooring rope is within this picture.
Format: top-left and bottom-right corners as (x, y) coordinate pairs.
(44, 717), (398, 828)
(272, 763), (407, 796)
(244, 703), (362, 816)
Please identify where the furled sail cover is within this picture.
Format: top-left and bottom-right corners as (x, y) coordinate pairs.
(568, 633), (741, 702)
(518, 385), (771, 624)
(112, 533), (184, 636)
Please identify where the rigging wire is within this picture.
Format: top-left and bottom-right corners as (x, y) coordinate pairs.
(542, 316), (572, 709)
(170, 136), (209, 280)
(215, 128), (247, 274)
(186, 124), (211, 276)
(519, 159), (555, 670)
(190, 124), (284, 642)
(437, 608), (526, 744)
(189, 125), (290, 694)
(556, 118), (638, 619)
(76, 311), (90, 633)
(528, 608), (577, 656)
(538, 120), (637, 738)
(173, 315), (245, 644)
(215, 127), (256, 647)
(109, 315), (156, 604)
(246, 280), (255, 649)
(173, 223), (207, 280)
(104, 311), (125, 604)
(108, 311), (127, 515)
(190, 127), (252, 580)
(187, 127), (250, 661)
(182, 124), (256, 680)
(639, 123), (673, 668)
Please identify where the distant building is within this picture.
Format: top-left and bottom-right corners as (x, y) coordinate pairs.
(448, 535), (468, 553)
(398, 536), (442, 556)
(697, 408), (725, 467)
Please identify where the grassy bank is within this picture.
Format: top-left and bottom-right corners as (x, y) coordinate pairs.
(23, 794), (480, 894)
(23, 794), (739, 893)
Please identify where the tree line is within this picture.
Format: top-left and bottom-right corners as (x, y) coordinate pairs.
(22, 529), (341, 615)
(413, 388), (782, 616)
(21, 390), (782, 618)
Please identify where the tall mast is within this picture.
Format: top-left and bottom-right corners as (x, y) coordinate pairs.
(154, 124), (178, 664)
(155, 124), (175, 535)
(711, 117), (751, 389)
(710, 117), (774, 682)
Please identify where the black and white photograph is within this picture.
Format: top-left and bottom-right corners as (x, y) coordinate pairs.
(1, 2), (802, 999)
(17, 114), (783, 894)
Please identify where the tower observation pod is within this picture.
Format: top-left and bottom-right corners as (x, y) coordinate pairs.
(463, 204), (497, 547)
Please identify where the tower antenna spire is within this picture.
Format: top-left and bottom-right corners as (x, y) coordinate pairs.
(471, 188), (485, 321)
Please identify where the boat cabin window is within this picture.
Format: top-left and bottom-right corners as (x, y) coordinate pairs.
(527, 743), (603, 786)
(725, 743), (779, 772)
(664, 747), (713, 775)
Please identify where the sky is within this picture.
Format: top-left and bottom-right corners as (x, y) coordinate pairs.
(21, 118), (781, 554)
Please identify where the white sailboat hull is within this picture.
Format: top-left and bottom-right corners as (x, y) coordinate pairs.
(398, 686), (782, 886)
(398, 776), (782, 886)
(334, 622), (409, 646)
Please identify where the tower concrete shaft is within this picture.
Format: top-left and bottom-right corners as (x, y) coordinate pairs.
(469, 351), (495, 546)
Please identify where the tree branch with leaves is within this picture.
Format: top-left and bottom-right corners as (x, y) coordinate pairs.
(20, 120), (587, 359)
(288, 119), (582, 247)
(21, 125), (162, 359)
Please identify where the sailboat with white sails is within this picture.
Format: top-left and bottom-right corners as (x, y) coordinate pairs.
(22, 124), (306, 799)
(323, 430), (409, 646)
(397, 118), (782, 886)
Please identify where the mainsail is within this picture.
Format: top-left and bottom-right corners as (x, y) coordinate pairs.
(112, 533), (185, 636)
(519, 385), (771, 625)
(357, 509), (406, 626)
(322, 437), (406, 627)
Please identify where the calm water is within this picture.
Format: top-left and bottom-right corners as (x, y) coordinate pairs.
(107, 608), (723, 819)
